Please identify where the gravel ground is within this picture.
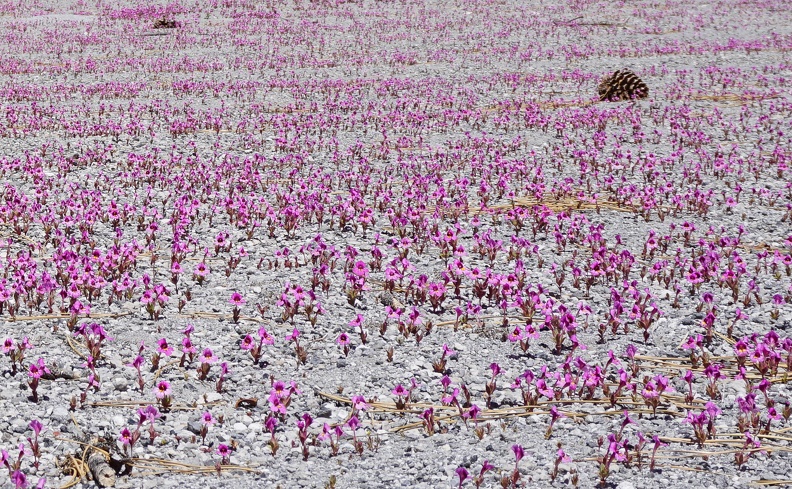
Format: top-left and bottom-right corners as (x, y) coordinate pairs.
(0, 0), (791, 488)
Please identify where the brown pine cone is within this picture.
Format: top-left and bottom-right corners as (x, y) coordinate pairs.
(598, 70), (649, 102)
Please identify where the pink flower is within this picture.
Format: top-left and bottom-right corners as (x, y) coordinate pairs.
(733, 340), (749, 358)
(215, 233), (227, 247)
(257, 328), (274, 345)
(456, 466), (469, 487)
(139, 405), (161, 422)
(352, 260), (368, 277)
(194, 262), (209, 277)
(489, 362), (502, 377)
(128, 355), (145, 369)
(140, 289), (155, 304)
(11, 470), (26, 488)
(512, 444), (525, 463)
(200, 411), (215, 426)
(229, 292), (246, 306)
(427, 282), (444, 298)
(351, 395), (369, 411)
(153, 381), (171, 399)
(29, 420), (43, 436)
(318, 423), (332, 442)
(200, 348), (217, 364)
(156, 338), (173, 356)
(384, 267), (400, 281)
(268, 394), (287, 414)
(507, 325), (524, 342)
(118, 427), (133, 445)
(28, 359), (50, 379)
(239, 335), (255, 350)
(272, 381), (287, 397)
(216, 443), (231, 458)
(348, 314), (364, 329)
(285, 328), (300, 342)
(346, 415), (360, 431)
(642, 381), (659, 399)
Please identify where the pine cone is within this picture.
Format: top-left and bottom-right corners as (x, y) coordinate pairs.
(153, 18), (178, 29)
(598, 70), (648, 102)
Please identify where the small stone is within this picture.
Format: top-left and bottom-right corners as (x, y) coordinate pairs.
(10, 418), (27, 433)
(52, 407), (70, 421)
(187, 421), (202, 435)
(205, 392), (223, 403)
(113, 377), (129, 392)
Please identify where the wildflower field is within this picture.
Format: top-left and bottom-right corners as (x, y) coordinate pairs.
(0, 0), (791, 487)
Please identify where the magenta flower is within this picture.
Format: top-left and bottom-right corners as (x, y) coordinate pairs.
(507, 325), (524, 342)
(346, 415), (360, 431)
(229, 292), (246, 306)
(140, 289), (155, 305)
(240, 335), (255, 350)
(11, 470), (26, 489)
(265, 415), (278, 434)
(156, 338), (173, 356)
(352, 260), (369, 277)
(29, 420), (43, 436)
(512, 444), (525, 463)
(489, 362), (502, 377)
(216, 443), (231, 463)
(348, 314), (364, 329)
(28, 359), (50, 379)
(139, 405), (161, 422)
(272, 380), (287, 397)
(200, 348), (217, 364)
(257, 327), (274, 345)
(194, 262), (209, 277)
(268, 394), (287, 415)
(384, 267), (401, 281)
(642, 382), (659, 399)
(153, 381), (171, 399)
(285, 328), (300, 342)
(201, 411), (216, 426)
(118, 427), (133, 446)
(351, 395), (369, 412)
(455, 466), (469, 488)
(733, 340), (749, 358)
